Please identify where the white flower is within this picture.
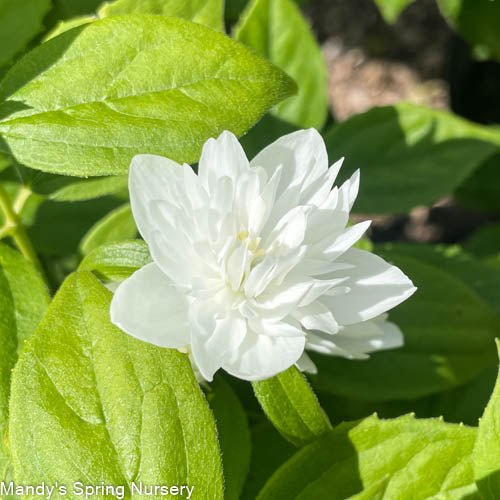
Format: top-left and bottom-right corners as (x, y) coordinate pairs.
(110, 129), (416, 382)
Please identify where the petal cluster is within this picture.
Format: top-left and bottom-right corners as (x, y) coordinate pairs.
(111, 130), (416, 381)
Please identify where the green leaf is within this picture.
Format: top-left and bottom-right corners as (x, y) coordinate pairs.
(207, 376), (251, 500)
(28, 197), (123, 257)
(373, 0), (415, 23)
(455, 153), (500, 212)
(464, 224), (500, 261)
(310, 249), (500, 401)
(98, 0), (225, 32)
(473, 340), (500, 498)
(9, 271), (224, 498)
(0, 243), (50, 486)
(323, 103), (500, 213)
(437, 0), (500, 61)
(234, 0), (328, 129)
(79, 239), (151, 282)
(241, 420), (295, 500)
(0, 15), (296, 177)
(48, 175), (129, 201)
(252, 366), (332, 447)
(0, 0), (52, 68)
(44, 15), (96, 41)
(257, 414), (478, 500)
(79, 203), (137, 255)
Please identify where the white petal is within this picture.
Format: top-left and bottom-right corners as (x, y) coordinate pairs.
(129, 155), (194, 242)
(222, 331), (306, 381)
(198, 130), (249, 194)
(339, 169), (360, 210)
(339, 318), (404, 353)
(293, 301), (339, 334)
(191, 314), (247, 381)
(264, 206), (311, 251)
(110, 263), (190, 349)
(322, 248), (417, 324)
(250, 129), (328, 199)
(295, 352), (318, 374)
(320, 220), (371, 261)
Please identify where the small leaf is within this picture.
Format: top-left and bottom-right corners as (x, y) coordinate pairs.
(49, 175), (129, 201)
(79, 239), (151, 282)
(207, 376), (252, 500)
(98, 0), (225, 32)
(9, 271), (224, 497)
(257, 414), (477, 500)
(234, 0), (328, 129)
(252, 366), (332, 447)
(0, 15), (296, 176)
(0, 243), (50, 485)
(323, 103), (500, 213)
(0, 0), (52, 68)
(373, 0), (415, 23)
(79, 203), (137, 255)
(310, 249), (500, 401)
(473, 340), (500, 498)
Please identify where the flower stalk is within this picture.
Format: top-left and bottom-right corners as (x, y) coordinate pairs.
(0, 183), (46, 282)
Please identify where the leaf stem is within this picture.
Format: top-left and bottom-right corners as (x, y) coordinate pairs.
(0, 183), (46, 281)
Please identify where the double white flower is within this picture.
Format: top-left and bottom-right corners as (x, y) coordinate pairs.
(110, 129), (416, 381)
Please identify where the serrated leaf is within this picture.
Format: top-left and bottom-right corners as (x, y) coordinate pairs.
(374, 0), (415, 23)
(234, 0), (328, 129)
(257, 414), (477, 500)
(79, 239), (151, 282)
(0, 243), (49, 488)
(0, 15), (296, 176)
(207, 376), (251, 500)
(323, 103), (500, 213)
(310, 250), (500, 401)
(252, 366), (332, 447)
(473, 340), (500, 498)
(79, 203), (137, 255)
(9, 271), (224, 498)
(98, 0), (225, 32)
(0, 0), (52, 68)
(437, 0), (500, 61)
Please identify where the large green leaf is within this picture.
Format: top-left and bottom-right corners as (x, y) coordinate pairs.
(0, 244), (49, 488)
(0, 15), (296, 176)
(0, 0), (52, 68)
(257, 414), (478, 499)
(252, 367), (332, 447)
(207, 376), (251, 500)
(438, 0), (500, 61)
(234, 0), (328, 129)
(310, 250), (500, 401)
(373, 0), (415, 23)
(79, 203), (137, 255)
(323, 103), (500, 213)
(9, 271), (224, 499)
(464, 224), (500, 261)
(473, 340), (500, 498)
(28, 197), (122, 257)
(241, 420), (295, 500)
(79, 239), (151, 282)
(98, 0), (225, 31)
(455, 153), (500, 212)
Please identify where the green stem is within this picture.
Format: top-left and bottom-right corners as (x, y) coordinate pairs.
(0, 184), (46, 281)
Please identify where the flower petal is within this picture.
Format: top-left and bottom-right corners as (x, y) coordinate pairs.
(110, 263), (190, 349)
(322, 248), (417, 325)
(198, 130), (249, 194)
(250, 129), (328, 199)
(222, 331), (306, 381)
